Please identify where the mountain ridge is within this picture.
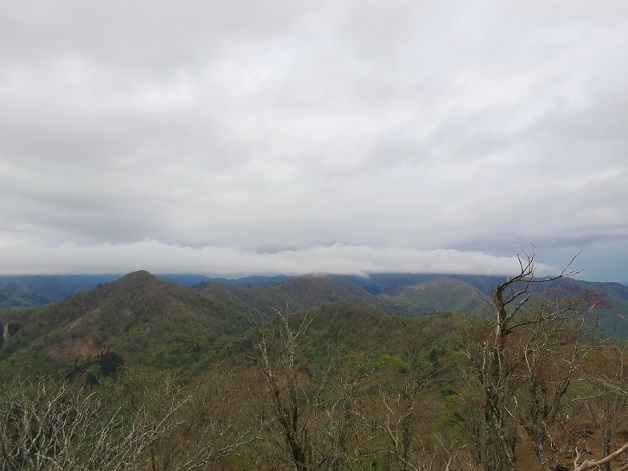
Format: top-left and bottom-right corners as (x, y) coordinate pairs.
(1, 271), (626, 366)
(0, 270), (257, 378)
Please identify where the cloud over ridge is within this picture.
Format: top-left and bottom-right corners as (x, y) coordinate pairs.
(0, 240), (554, 277)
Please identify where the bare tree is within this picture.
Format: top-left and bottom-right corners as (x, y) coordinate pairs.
(256, 311), (314, 470)
(116, 365), (256, 471)
(254, 310), (371, 471)
(463, 249), (598, 471)
(0, 369), (257, 471)
(513, 297), (597, 471)
(572, 442), (628, 471)
(576, 344), (628, 471)
(374, 347), (446, 471)
(381, 379), (420, 471)
(0, 377), (174, 471)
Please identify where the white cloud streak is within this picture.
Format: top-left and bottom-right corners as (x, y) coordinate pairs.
(0, 239), (555, 277)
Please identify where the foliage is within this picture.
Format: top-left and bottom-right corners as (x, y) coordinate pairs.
(0, 268), (627, 470)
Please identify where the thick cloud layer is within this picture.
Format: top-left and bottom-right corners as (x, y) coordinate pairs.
(1, 2), (627, 280)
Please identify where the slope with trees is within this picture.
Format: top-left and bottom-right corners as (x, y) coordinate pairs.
(0, 258), (627, 469)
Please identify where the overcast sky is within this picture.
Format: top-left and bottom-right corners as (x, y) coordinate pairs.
(1, 1), (627, 282)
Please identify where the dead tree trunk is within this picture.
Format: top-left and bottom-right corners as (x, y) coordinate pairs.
(464, 249), (590, 471)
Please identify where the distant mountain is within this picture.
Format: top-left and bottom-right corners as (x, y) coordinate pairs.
(1, 271), (478, 379)
(0, 274), (119, 310)
(194, 274), (398, 320)
(332, 273), (449, 295)
(106, 273), (628, 331)
(1, 271), (626, 371)
(0, 286), (50, 311)
(381, 277), (491, 317)
(539, 278), (628, 337)
(335, 274), (628, 336)
(0, 271), (256, 379)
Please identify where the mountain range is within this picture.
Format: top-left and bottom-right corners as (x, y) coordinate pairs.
(1, 271), (627, 380)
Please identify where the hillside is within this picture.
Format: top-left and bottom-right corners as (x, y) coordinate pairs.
(0, 274), (119, 310)
(197, 273), (626, 337)
(1, 271), (627, 352)
(194, 274), (400, 320)
(0, 271), (485, 380)
(339, 273), (628, 336)
(0, 270), (626, 471)
(0, 271), (256, 379)
(381, 277), (491, 317)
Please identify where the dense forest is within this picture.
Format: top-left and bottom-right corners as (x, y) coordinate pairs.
(0, 254), (626, 470)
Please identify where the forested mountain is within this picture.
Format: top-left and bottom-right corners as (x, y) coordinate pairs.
(0, 266), (627, 470)
(380, 277), (491, 317)
(193, 274), (402, 321)
(0, 271), (255, 378)
(0, 271), (425, 378)
(1, 269), (626, 381)
(0, 274), (118, 310)
(1, 271), (627, 338)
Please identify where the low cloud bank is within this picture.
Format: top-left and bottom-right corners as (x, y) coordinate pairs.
(0, 239), (556, 277)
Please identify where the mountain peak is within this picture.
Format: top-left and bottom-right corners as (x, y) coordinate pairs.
(102, 270), (176, 294)
(120, 269), (155, 279)
(115, 270), (159, 284)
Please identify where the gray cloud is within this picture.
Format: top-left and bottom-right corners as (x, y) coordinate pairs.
(1, 1), (627, 281)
